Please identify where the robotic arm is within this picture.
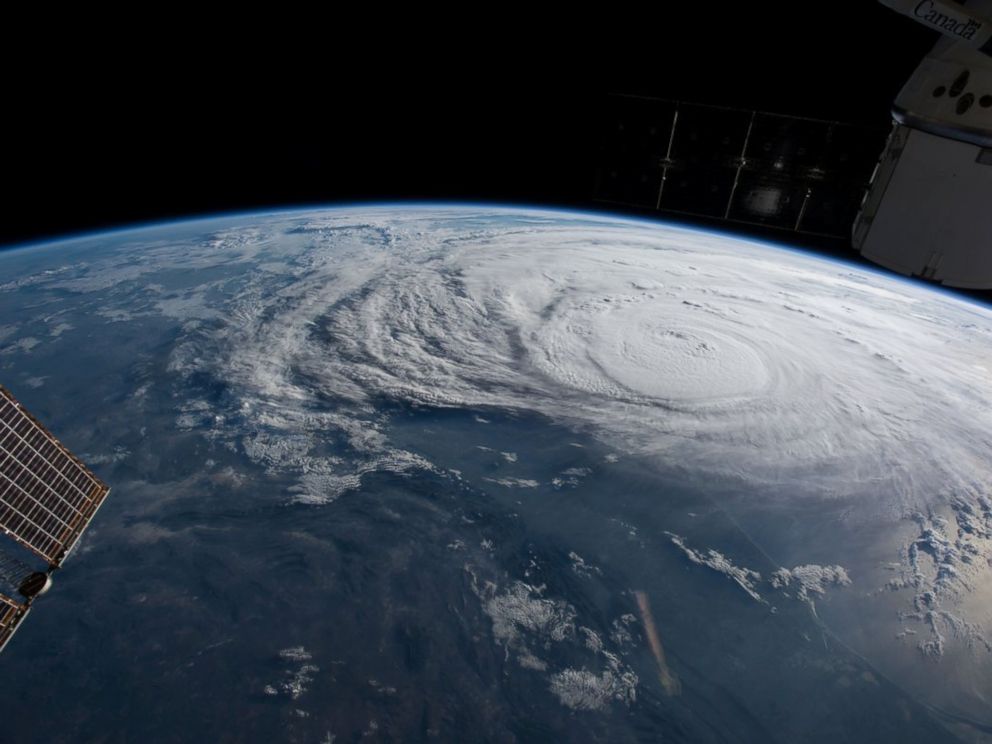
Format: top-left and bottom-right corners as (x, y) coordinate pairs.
(879, 0), (992, 55)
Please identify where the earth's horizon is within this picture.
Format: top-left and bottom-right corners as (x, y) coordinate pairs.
(0, 204), (990, 743)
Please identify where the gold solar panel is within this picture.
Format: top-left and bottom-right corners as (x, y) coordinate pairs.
(0, 385), (109, 566)
(0, 592), (29, 652)
(0, 385), (109, 653)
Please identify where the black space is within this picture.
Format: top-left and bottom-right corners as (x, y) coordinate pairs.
(1, 6), (944, 260)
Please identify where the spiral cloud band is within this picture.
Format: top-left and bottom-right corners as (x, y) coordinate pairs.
(172, 208), (992, 524)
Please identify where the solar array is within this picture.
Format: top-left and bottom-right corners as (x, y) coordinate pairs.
(0, 385), (109, 652)
(594, 95), (888, 239)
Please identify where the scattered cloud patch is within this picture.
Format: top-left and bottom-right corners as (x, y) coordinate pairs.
(264, 646), (319, 701)
(552, 467), (591, 489)
(549, 664), (637, 711)
(568, 551), (602, 578)
(770, 564), (851, 604)
(467, 566), (639, 713)
(666, 532), (764, 603)
(484, 477), (539, 489)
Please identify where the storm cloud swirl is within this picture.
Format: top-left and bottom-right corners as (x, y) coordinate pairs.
(164, 208), (992, 522)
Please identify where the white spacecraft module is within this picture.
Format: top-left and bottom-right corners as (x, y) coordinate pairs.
(855, 0), (992, 288)
(0, 385), (110, 652)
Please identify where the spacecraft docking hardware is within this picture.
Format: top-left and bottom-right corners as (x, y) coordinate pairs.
(855, 0), (992, 288)
(0, 385), (110, 653)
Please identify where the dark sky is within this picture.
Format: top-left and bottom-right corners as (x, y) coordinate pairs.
(4, 5), (937, 248)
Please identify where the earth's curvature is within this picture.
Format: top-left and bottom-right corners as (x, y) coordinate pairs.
(0, 205), (990, 742)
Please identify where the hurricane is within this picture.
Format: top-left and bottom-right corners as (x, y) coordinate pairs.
(165, 208), (992, 516)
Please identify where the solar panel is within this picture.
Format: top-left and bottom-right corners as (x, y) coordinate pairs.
(0, 592), (29, 652)
(594, 96), (676, 208)
(0, 385), (109, 567)
(661, 104), (751, 218)
(0, 385), (110, 653)
(595, 94), (888, 239)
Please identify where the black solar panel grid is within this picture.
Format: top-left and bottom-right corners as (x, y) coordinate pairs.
(595, 94), (888, 239)
(818, 123), (888, 174)
(727, 170), (807, 229)
(668, 104), (752, 167)
(595, 97), (679, 208)
(0, 387), (108, 566)
(599, 96), (677, 165)
(797, 180), (869, 236)
(745, 115), (833, 175)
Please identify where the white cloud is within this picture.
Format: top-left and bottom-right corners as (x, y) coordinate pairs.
(483, 477), (539, 489)
(467, 565), (639, 713)
(549, 666), (638, 711)
(264, 646), (319, 700)
(770, 564), (851, 603)
(666, 532), (764, 603)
